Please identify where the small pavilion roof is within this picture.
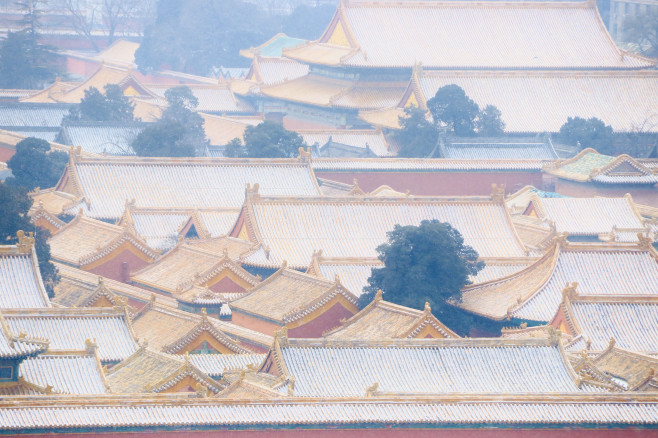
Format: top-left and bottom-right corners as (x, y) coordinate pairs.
(0, 234), (52, 309)
(545, 148), (658, 184)
(53, 154), (321, 221)
(1, 308), (138, 363)
(262, 336), (593, 397)
(557, 291), (658, 354)
(440, 137), (558, 160)
(47, 213), (159, 267)
(324, 292), (458, 339)
(231, 267), (358, 325)
(282, 0), (654, 69)
(131, 300), (271, 353)
(106, 347), (222, 394)
(458, 238), (658, 322)
(239, 56), (309, 88)
(311, 157), (547, 172)
(237, 192), (528, 269)
(130, 237), (255, 294)
(573, 347), (658, 391)
(299, 129), (395, 157)
(240, 33), (307, 59)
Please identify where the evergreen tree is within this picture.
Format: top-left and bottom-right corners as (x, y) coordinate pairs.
(558, 117), (615, 155)
(360, 220), (484, 335)
(67, 84), (135, 122)
(394, 106), (439, 158)
(475, 105), (506, 136)
(427, 85), (479, 136)
(227, 121), (305, 158)
(6, 138), (68, 191)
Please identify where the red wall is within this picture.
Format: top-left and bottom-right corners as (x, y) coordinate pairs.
(315, 171), (544, 196)
(556, 179), (658, 208)
(86, 249), (151, 283)
(0, 146), (15, 163)
(210, 276), (246, 293)
(288, 302), (356, 338)
(7, 427), (655, 437)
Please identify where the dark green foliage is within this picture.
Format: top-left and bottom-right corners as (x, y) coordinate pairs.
(7, 138), (68, 191)
(66, 84), (135, 122)
(131, 86), (207, 157)
(394, 106), (439, 158)
(0, 182), (57, 297)
(558, 117), (615, 155)
(226, 121), (306, 158)
(476, 104), (506, 136)
(624, 10), (658, 58)
(427, 84), (479, 136)
(360, 220), (484, 335)
(131, 122), (195, 157)
(0, 30), (56, 89)
(136, 0), (333, 74)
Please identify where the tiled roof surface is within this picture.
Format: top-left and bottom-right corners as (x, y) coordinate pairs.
(442, 140), (558, 160)
(244, 198), (527, 268)
(3, 309), (138, 363)
(311, 157), (545, 171)
(148, 85), (253, 114)
(9, 129), (59, 142)
(63, 158), (320, 220)
(0, 327), (47, 359)
(417, 71), (658, 133)
(315, 261), (379, 297)
(231, 269), (350, 323)
(198, 210), (242, 237)
(300, 130), (393, 157)
(243, 34), (306, 58)
(587, 348), (658, 389)
(130, 211), (190, 251)
(250, 57), (310, 86)
(48, 216), (127, 265)
(200, 114), (262, 146)
(569, 300), (658, 353)
(60, 124), (142, 156)
(0, 104), (71, 128)
(274, 339), (584, 396)
(0, 252), (51, 309)
(2, 396), (658, 428)
(537, 197), (644, 235)
(546, 150), (658, 183)
(460, 243), (658, 322)
(469, 262), (533, 284)
(20, 354), (107, 395)
(189, 354), (266, 378)
(294, 1), (653, 69)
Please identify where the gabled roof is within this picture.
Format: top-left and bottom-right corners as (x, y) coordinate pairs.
(47, 212), (159, 267)
(216, 371), (286, 400)
(311, 157), (548, 171)
(241, 56), (309, 87)
(189, 354), (266, 379)
(58, 122), (143, 156)
(324, 291), (458, 339)
(0, 313), (48, 359)
(130, 237), (255, 294)
(557, 291), (658, 354)
(282, 0), (654, 69)
(106, 347), (223, 394)
(262, 336), (589, 397)
(19, 350), (109, 395)
(545, 148), (658, 184)
(146, 84), (254, 114)
(299, 129), (394, 157)
(0, 233), (52, 308)
(1, 308), (138, 363)
(571, 346), (658, 391)
(440, 137), (558, 160)
(411, 70), (658, 133)
(306, 253), (382, 297)
(231, 267), (359, 325)
(458, 237), (658, 322)
(237, 193), (528, 269)
(0, 103), (72, 129)
(200, 113), (263, 146)
(54, 155), (322, 220)
(130, 300), (271, 352)
(63, 39), (139, 69)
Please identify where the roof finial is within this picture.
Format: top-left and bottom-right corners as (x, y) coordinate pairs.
(375, 289), (383, 302)
(424, 302), (431, 313)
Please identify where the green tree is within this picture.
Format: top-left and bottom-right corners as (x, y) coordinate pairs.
(0, 182), (58, 297)
(427, 84), (479, 136)
(624, 10), (658, 58)
(394, 106), (439, 158)
(557, 117), (615, 155)
(7, 138), (68, 191)
(360, 220), (484, 334)
(476, 104), (506, 136)
(131, 86), (207, 157)
(226, 121), (306, 158)
(66, 84), (135, 122)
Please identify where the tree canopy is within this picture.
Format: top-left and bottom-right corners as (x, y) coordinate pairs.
(557, 116), (615, 155)
(624, 10), (658, 58)
(475, 104), (506, 137)
(0, 182), (58, 297)
(131, 86), (207, 157)
(427, 84), (480, 136)
(224, 121), (306, 158)
(394, 106), (439, 158)
(360, 220), (484, 334)
(135, 0), (334, 75)
(66, 84), (135, 122)
(6, 138), (68, 191)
